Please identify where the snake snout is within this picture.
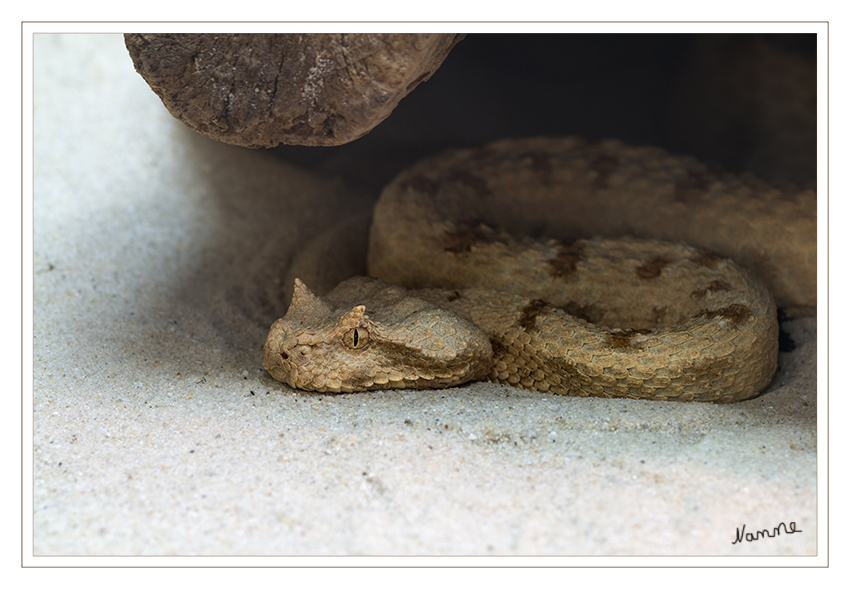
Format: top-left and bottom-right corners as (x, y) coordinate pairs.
(287, 344), (313, 366)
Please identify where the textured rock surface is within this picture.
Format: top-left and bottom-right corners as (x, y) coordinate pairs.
(124, 33), (465, 147)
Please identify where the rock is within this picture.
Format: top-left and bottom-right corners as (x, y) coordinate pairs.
(124, 33), (465, 148)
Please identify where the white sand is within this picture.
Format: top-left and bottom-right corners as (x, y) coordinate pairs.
(31, 34), (817, 556)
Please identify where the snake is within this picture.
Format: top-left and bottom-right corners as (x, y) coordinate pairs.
(263, 137), (815, 402)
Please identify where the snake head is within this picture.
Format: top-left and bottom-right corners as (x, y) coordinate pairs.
(263, 279), (367, 390)
(263, 277), (493, 392)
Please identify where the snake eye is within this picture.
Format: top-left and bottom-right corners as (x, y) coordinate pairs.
(343, 327), (370, 350)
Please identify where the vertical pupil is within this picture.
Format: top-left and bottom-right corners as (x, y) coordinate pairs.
(353, 329), (359, 347)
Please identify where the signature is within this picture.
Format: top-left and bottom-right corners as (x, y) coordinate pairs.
(732, 522), (802, 544)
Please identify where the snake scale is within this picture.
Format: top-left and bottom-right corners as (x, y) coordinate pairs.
(263, 137), (816, 402)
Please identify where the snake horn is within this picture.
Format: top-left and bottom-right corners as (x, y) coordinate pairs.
(288, 278), (331, 315)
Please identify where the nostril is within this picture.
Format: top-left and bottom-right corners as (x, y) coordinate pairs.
(280, 351), (289, 360)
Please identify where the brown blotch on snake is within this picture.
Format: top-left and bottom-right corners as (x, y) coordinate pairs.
(636, 256), (673, 280)
(547, 241), (586, 278)
(697, 304), (754, 326)
(690, 249), (724, 268)
(562, 301), (603, 324)
(443, 221), (498, 253)
(518, 300), (550, 330)
(608, 329), (653, 349)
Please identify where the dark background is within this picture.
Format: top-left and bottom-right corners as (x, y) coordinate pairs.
(273, 33), (817, 194)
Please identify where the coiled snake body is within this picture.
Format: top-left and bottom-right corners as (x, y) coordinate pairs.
(263, 137), (815, 402)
